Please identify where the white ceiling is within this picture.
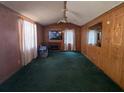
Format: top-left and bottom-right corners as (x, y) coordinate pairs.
(0, 1), (122, 26)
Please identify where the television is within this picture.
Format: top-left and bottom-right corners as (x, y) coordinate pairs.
(49, 31), (62, 40)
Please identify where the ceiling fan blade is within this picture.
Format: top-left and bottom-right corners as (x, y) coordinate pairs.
(66, 11), (81, 23)
(67, 10), (82, 19)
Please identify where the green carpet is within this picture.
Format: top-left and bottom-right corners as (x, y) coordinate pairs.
(0, 51), (123, 92)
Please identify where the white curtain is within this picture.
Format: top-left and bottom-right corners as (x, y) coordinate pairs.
(64, 29), (76, 51)
(88, 30), (97, 45)
(18, 19), (37, 66)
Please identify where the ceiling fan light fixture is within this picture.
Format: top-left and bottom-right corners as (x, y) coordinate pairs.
(57, 1), (68, 24)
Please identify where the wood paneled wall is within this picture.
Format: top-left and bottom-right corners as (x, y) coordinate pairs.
(81, 3), (124, 89)
(43, 23), (81, 51)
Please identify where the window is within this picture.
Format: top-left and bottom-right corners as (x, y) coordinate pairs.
(88, 23), (102, 47)
(64, 29), (76, 51)
(88, 30), (97, 45)
(18, 19), (37, 65)
(66, 31), (74, 44)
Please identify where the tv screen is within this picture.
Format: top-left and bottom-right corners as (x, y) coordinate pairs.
(49, 31), (62, 40)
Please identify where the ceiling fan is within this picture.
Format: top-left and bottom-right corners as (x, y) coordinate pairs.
(57, 1), (68, 24)
(57, 1), (80, 24)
